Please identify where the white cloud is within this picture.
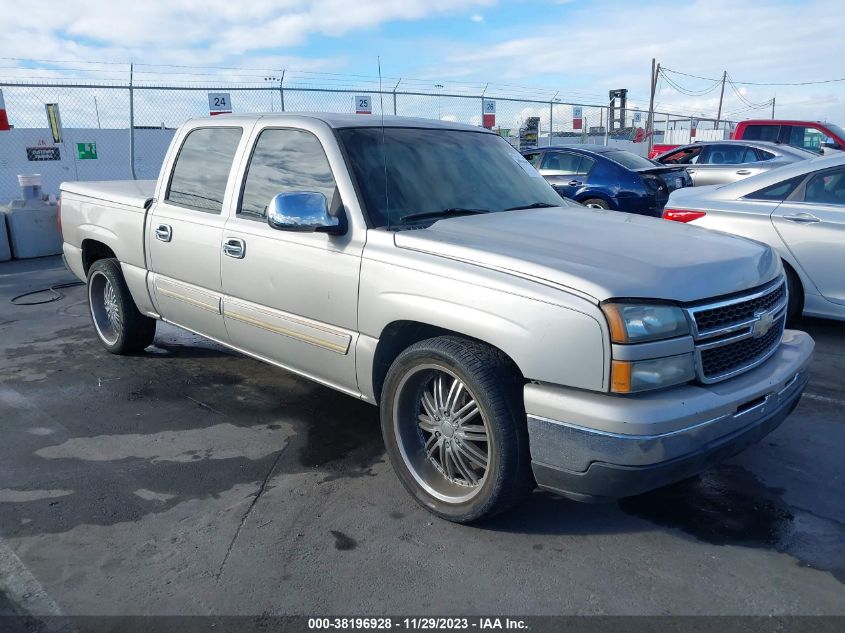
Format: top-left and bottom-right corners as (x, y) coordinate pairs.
(0, 0), (494, 64)
(434, 0), (845, 122)
(470, 14), (484, 22)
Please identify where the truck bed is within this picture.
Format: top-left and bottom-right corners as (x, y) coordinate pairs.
(60, 180), (157, 281)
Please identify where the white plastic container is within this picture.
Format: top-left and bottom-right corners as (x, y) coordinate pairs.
(1, 199), (62, 259)
(0, 214), (11, 262)
(17, 174), (43, 201)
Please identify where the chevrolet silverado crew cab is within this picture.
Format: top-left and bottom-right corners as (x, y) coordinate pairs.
(60, 114), (814, 523)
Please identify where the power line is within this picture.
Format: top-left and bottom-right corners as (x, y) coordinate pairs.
(662, 66), (845, 87)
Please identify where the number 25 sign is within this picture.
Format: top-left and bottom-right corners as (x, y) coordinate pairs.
(355, 96), (372, 115)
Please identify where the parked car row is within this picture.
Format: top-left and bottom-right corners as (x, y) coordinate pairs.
(521, 132), (841, 324)
(649, 119), (845, 159)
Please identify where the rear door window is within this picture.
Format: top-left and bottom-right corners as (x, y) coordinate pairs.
(742, 124), (780, 143)
(803, 168), (845, 206)
(166, 127), (243, 213)
(745, 175), (806, 201)
(702, 145), (760, 164)
(540, 151), (583, 174)
(755, 148), (777, 161)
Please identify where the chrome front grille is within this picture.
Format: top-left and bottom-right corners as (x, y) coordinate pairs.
(685, 278), (787, 384)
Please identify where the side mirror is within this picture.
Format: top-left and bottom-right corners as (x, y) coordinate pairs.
(821, 141), (841, 153)
(267, 192), (345, 235)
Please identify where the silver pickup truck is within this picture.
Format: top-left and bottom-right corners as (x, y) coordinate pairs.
(60, 113), (814, 523)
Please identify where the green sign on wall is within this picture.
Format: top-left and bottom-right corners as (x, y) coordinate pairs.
(76, 143), (98, 160)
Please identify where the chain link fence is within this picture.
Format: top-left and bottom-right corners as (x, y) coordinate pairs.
(0, 79), (737, 200)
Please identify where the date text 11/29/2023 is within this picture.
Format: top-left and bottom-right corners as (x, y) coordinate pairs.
(307, 617), (528, 630)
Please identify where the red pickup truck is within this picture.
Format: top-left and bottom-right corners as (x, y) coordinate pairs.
(649, 119), (845, 159)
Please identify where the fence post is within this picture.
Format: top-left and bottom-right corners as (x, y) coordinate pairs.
(481, 83), (488, 127)
(604, 105), (609, 147)
(279, 70), (285, 112)
(129, 63), (137, 180)
(393, 78), (401, 116)
(549, 91), (558, 147)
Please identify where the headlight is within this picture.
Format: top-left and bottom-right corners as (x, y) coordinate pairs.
(601, 302), (689, 344)
(611, 354), (696, 393)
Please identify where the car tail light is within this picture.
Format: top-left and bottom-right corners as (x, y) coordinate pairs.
(663, 208), (705, 223)
(57, 197), (62, 235)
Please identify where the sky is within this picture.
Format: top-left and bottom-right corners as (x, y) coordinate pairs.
(1, 0), (843, 124)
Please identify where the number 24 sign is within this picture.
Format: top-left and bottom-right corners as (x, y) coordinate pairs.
(208, 93), (232, 114)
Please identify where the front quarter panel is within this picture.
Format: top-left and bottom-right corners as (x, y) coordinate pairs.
(357, 231), (609, 399)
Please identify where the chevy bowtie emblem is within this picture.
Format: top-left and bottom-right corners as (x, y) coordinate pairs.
(752, 310), (774, 339)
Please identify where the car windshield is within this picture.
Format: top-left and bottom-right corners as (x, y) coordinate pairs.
(337, 127), (566, 229)
(603, 150), (658, 170)
(824, 123), (845, 140)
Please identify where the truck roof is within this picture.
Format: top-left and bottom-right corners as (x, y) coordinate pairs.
(184, 112), (491, 133)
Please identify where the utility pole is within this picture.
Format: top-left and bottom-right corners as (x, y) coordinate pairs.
(646, 58), (659, 154)
(772, 96), (776, 118)
(715, 70), (726, 130)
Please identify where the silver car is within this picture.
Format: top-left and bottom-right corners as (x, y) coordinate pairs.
(656, 140), (814, 186)
(665, 153), (845, 322)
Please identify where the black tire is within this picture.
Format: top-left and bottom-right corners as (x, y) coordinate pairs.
(87, 258), (156, 354)
(581, 198), (610, 210)
(784, 263), (804, 325)
(380, 336), (534, 523)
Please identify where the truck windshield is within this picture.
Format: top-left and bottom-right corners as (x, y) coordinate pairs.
(337, 127), (565, 229)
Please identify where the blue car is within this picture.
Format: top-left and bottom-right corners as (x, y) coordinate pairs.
(522, 145), (692, 216)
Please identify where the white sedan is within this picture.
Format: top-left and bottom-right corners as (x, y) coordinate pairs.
(664, 153), (845, 322)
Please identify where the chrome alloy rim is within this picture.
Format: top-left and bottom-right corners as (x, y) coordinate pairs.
(393, 364), (490, 503)
(89, 271), (121, 345)
(585, 202), (605, 209)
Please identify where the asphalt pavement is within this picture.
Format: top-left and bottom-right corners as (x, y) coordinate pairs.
(0, 256), (843, 616)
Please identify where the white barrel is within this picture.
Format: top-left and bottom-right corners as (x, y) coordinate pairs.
(17, 174), (43, 200)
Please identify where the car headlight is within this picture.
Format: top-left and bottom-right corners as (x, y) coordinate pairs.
(601, 302), (689, 344)
(610, 354), (696, 393)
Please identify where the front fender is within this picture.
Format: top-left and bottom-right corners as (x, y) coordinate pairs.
(358, 254), (608, 396)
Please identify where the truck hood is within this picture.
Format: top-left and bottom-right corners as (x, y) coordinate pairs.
(393, 207), (779, 303)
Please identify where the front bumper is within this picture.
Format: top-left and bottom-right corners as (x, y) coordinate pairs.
(526, 329), (814, 502)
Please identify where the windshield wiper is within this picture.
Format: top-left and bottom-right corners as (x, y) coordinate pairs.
(400, 208), (490, 222)
(503, 201), (558, 211)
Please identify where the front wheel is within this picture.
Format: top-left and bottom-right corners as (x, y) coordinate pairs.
(380, 336), (534, 523)
(784, 263), (804, 325)
(87, 258), (156, 354)
(581, 198), (610, 210)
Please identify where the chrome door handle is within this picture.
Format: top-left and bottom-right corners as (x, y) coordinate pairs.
(568, 180), (582, 186)
(222, 238), (246, 259)
(736, 169), (752, 175)
(155, 224), (172, 242)
(782, 213), (820, 223)
(686, 169), (696, 173)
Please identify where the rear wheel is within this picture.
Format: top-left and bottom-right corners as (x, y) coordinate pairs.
(582, 198), (610, 210)
(380, 336), (534, 523)
(87, 258), (156, 354)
